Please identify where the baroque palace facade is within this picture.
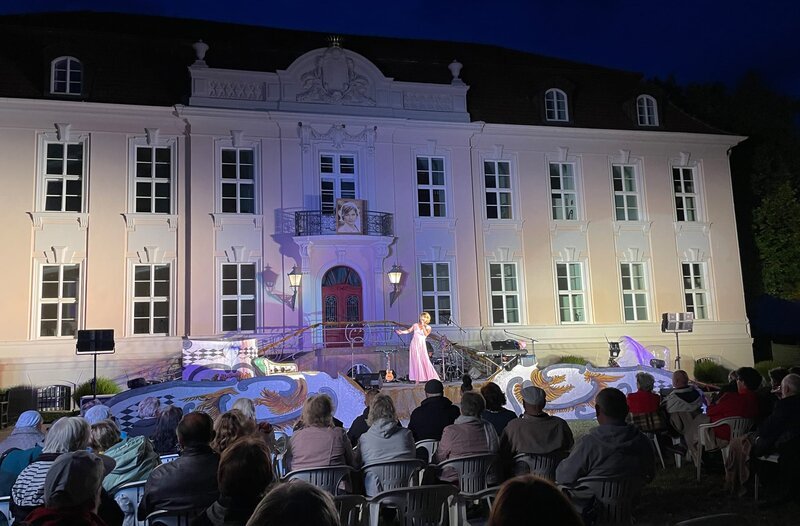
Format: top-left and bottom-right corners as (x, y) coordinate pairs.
(0, 13), (750, 386)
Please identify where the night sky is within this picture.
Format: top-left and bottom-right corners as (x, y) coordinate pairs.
(3, 0), (800, 98)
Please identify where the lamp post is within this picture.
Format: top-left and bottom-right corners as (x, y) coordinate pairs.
(287, 266), (302, 311)
(388, 264), (402, 306)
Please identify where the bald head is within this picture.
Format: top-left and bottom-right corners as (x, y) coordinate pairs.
(595, 388), (629, 423)
(782, 373), (800, 399)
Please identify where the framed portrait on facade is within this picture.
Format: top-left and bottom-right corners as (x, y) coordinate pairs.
(336, 198), (364, 234)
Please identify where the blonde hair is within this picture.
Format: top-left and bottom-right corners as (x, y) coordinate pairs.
(419, 312), (431, 324)
(367, 394), (397, 426)
(301, 394), (334, 428)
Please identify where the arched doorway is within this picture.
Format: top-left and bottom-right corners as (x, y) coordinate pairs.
(321, 266), (363, 347)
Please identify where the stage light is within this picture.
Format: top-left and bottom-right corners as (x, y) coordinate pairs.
(608, 342), (621, 358)
(287, 266), (302, 311)
(388, 264), (403, 306)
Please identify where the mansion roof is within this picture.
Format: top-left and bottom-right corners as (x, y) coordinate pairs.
(0, 12), (724, 134)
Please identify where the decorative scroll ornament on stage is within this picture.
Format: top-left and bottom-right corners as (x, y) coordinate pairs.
(297, 41), (375, 105)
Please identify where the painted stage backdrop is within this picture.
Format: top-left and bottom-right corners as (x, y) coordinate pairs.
(105, 372), (366, 434)
(493, 362), (674, 419)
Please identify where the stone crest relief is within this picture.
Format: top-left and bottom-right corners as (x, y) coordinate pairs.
(297, 45), (375, 106)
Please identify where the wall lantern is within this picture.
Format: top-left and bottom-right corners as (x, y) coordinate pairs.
(388, 264), (403, 306)
(287, 266), (302, 311)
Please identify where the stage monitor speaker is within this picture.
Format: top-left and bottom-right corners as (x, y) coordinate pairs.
(661, 313), (694, 333)
(127, 377), (148, 389)
(491, 339), (520, 351)
(76, 329), (115, 354)
(354, 373), (382, 390)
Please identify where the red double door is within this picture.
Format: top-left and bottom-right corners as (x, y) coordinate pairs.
(322, 266), (363, 347)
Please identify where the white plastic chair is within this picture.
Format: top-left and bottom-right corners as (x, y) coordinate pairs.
(0, 496), (11, 526)
(434, 454), (498, 525)
(513, 452), (565, 480)
(361, 458), (424, 497)
(367, 484), (458, 526)
(333, 494), (366, 526)
(575, 475), (643, 526)
(112, 480), (148, 526)
(158, 454), (179, 464)
(282, 465), (357, 495)
(696, 417), (754, 481)
(145, 510), (193, 526)
(415, 439), (439, 463)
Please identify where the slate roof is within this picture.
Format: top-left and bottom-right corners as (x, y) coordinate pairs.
(0, 12), (725, 134)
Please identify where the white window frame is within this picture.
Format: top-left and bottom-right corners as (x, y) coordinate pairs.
(556, 262), (587, 324)
(620, 262), (650, 322)
(36, 264), (81, 338)
(545, 88), (569, 122)
(416, 155), (447, 218)
(611, 164), (641, 221)
(682, 262), (710, 320)
(219, 146), (257, 214)
(489, 262), (521, 325)
(131, 263), (172, 336)
(672, 166), (699, 222)
(419, 262), (453, 326)
(483, 159), (514, 220)
(320, 152), (357, 215)
(50, 56), (82, 95)
(636, 95), (659, 126)
(220, 262), (258, 332)
(549, 162), (579, 220)
(38, 133), (88, 213)
(128, 136), (177, 214)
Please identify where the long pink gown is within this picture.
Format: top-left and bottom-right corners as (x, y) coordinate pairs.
(408, 323), (440, 382)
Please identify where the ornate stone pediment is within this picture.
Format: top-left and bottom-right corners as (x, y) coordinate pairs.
(296, 45), (375, 106)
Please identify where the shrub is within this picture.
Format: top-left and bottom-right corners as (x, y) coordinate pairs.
(693, 359), (732, 385)
(72, 377), (122, 405)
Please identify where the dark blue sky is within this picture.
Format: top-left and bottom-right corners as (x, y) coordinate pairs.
(6, 0), (800, 97)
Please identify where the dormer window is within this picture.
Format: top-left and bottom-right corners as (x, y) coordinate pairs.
(636, 95), (658, 126)
(50, 57), (82, 95)
(545, 88), (569, 122)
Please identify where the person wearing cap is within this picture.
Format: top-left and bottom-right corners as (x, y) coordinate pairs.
(0, 410), (45, 456)
(556, 388), (654, 491)
(408, 379), (460, 441)
(21, 450), (112, 526)
(498, 386), (573, 477)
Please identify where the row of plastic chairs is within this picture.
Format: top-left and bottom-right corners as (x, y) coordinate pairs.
(0, 495), (10, 526)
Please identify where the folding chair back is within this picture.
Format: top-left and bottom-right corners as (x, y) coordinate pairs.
(283, 465), (356, 495)
(367, 485), (458, 526)
(435, 453), (496, 495)
(0, 496), (10, 526)
(158, 454), (179, 464)
(361, 458), (423, 496)
(576, 475), (642, 526)
(112, 480), (148, 526)
(696, 417), (754, 481)
(512, 452), (563, 480)
(415, 440), (438, 463)
(145, 510), (193, 526)
(333, 494), (366, 526)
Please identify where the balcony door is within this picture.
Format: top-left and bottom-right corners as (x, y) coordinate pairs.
(322, 266), (363, 347)
(320, 153), (356, 215)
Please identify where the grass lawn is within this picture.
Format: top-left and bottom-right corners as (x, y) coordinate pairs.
(567, 419), (799, 525)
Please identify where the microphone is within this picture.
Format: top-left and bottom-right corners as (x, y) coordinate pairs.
(446, 316), (452, 326)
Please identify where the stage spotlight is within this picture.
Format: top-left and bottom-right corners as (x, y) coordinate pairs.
(608, 342), (621, 358)
(649, 359), (666, 369)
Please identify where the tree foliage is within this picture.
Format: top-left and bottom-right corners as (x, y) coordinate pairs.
(753, 181), (800, 299)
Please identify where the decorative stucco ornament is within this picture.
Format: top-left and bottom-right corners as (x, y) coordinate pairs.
(297, 44), (375, 105)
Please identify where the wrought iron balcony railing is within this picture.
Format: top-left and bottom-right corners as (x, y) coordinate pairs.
(285, 209), (394, 237)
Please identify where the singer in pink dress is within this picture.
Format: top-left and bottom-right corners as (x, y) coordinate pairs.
(396, 312), (440, 383)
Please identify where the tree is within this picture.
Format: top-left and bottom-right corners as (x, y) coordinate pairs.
(753, 181), (800, 300)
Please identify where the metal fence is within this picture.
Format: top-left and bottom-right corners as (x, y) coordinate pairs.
(280, 209), (394, 237)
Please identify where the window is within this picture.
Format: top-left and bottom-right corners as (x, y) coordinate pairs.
(545, 89), (569, 122)
(556, 263), (586, 323)
(612, 165), (640, 221)
(636, 95), (658, 126)
(549, 163), (577, 220)
(673, 167), (698, 221)
(320, 153), (356, 215)
(221, 263), (256, 331)
(43, 142), (84, 212)
(416, 156), (446, 217)
(490, 263), (520, 324)
(484, 160), (512, 219)
(221, 148), (255, 213)
(134, 146), (172, 213)
(133, 264), (170, 335)
(620, 263), (649, 321)
(683, 263), (709, 320)
(420, 262), (452, 325)
(39, 265), (79, 337)
(50, 57), (82, 95)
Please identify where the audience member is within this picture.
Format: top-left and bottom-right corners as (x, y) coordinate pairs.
(232, 398), (276, 450)
(0, 446), (42, 496)
(480, 382), (517, 437)
(0, 410), (45, 455)
(556, 388), (654, 489)
(433, 391), (499, 483)
(685, 366), (762, 459)
(10, 416), (92, 522)
(408, 379), (460, 441)
(151, 406), (183, 455)
(127, 397), (160, 438)
(245, 480), (340, 526)
(487, 474), (583, 526)
(20, 451), (111, 526)
(357, 394), (415, 496)
(768, 367), (790, 397)
(347, 388), (379, 445)
(662, 369), (704, 434)
(626, 372), (666, 432)
(194, 437), (274, 526)
(286, 395), (355, 471)
(90, 419), (160, 494)
(84, 405), (115, 426)
(213, 410), (256, 454)
(460, 374), (473, 394)
(499, 386), (573, 477)
(137, 412), (220, 520)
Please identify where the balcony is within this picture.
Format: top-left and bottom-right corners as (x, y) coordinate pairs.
(280, 209), (394, 237)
